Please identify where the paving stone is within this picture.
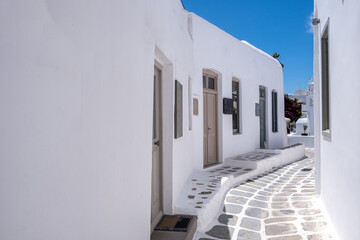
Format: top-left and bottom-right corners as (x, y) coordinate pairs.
(302, 189), (315, 193)
(281, 189), (297, 193)
(275, 192), (293, 197)
(302, 222), (328, 232)
(205, 225), (234, 239)
(272, 202), (291, 209)
(293, 193), (313, 197)
(307, 234), (332, 240)
(272, 209), (295, 216)
(247, 181), (267, 187)
(249, 199), (268, 208)
(240, 217), (261, 231)
(272, 196), (288, 202)
(235, 186), (257, 193)
(258, 191), (272, 196)
(291, 196), (311, 201)
(226, 196), (248, 205)
(303, 215), (325, 221)
(245, 207), (269, 219)
(264, 217), (297, 224)
(199, 191), (212, 195)
(265, 223), (297, 236)
(268, 235), (303, 240)
(223, 204), (243, 214)
(298, 209), (321, 216)
(254, 195), (270, 201)
(218, 214), (238, 226)
(237, 229), (261, 240)
(229, 190), (254, 198)
(292, 201), (313, 208)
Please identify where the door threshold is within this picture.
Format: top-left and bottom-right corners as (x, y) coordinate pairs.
(203, 162), (222, 170)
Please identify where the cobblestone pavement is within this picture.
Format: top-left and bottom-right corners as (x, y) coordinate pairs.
(194, 153), (333, 240)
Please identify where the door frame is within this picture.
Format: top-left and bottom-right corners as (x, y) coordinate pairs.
(203, 70), (219, 167)
(153, 46), (174, 220)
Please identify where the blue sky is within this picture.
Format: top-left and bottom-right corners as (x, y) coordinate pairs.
(181, 0), (314, 94)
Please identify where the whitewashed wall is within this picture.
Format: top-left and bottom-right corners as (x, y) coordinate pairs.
(314, 0), (360, 239)
(0, 0), (196, 239)
(191, 14), (287, 164)
(0, 0), (286, 239)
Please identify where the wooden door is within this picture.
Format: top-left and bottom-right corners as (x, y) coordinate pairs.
(203, 73), (218, 166)
(151, 66), (162, 230)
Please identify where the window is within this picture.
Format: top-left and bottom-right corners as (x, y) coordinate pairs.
(188, 78), (192, 130)
(232, 79), (241, 134)
(272, 90), (278, 132)
(203, 73), (217, 91)
(321, 24), (330, 134)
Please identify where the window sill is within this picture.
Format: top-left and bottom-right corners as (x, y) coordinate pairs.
(233, 132), (242, 135)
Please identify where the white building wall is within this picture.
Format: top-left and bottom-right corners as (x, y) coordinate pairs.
(0, 0), (286, 239)
(191, 14), (287, 161)
(0, 0), (194, 239)
(314, 0), (360, 239)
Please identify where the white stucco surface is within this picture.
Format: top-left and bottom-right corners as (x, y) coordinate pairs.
(175, 145), (305, 231)
(288, 135), (314, 148)
(0, 0), (286, 239)
(314, 0), (360, 239)
(191, 14), (287, 162)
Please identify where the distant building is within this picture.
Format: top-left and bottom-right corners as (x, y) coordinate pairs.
(288, 78), (315, 135)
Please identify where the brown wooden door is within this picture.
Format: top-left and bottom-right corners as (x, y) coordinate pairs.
(203, 73), (218, 166)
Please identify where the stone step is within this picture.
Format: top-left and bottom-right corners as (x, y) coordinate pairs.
(151, 215), (197, 240)
(174, 143), (305, 232)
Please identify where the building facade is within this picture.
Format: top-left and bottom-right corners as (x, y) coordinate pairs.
(0, 0), (286, 239)
(289, 78), (315, 135)
(313, 0), (360, 239)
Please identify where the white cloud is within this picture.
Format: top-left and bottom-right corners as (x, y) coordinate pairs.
(306, 12), (314, 33)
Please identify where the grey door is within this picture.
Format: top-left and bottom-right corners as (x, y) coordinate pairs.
(151, 66), (162, 230)
(259, 86), (266, 149)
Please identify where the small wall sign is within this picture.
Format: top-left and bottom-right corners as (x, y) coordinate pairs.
(193, 98), (199, 115)
(223, 98), (233, 114)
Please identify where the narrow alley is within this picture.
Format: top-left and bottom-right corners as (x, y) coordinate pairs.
(195, 150), (333, 240)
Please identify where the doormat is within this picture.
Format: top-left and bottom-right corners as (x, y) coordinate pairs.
(154, 215), (193, 232)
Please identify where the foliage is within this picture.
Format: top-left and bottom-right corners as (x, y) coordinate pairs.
(284, 94), (302, 123)
(272, 52), (284, 68)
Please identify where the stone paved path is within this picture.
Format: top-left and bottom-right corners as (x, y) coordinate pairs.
(194, 152), (333, 240)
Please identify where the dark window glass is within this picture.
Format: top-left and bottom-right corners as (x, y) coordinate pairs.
(272, 91), (278, 132)
(208, 77), (215, 90)
(232, 81), (240, 133)
(203, 75), (206, 88)
(321, 26), (330, 131)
